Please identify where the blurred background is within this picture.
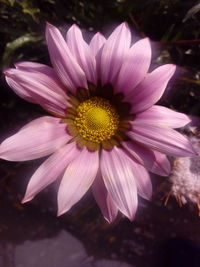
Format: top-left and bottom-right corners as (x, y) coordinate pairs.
(0, 0), (200, 266)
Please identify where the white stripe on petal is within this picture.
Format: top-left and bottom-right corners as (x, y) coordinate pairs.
(45, 23), (87, 93)
(100, 23), (131, 85)
(92, 171), (118, 223)
(151, 150), (171, 176)
(57, 148), (99, 216)
(126, 64), (176, 114)
(89, 32), (106, 81)
(128, 125), (197, 157)
(132, 105), (191, 128)
(89, 32), (106, 57)
(22, 142), (79, 203)
(123, 141), (171, 176)
(5, 75), (37, 104)
(4, 67), (68, 117)
(116, 38), (151, 94)
(15, 61), (67, 96)
(66, 24), (97, 84)
(0, 116), (70, 161)
(100, 147), (138, 220)
(128, 157), (152, 200)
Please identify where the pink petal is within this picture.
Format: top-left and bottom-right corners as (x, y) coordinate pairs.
(151, 150), (171, 176)
(126, 64), (176, 114)
(15, 61), (62, 78)
(57, 148), (99, 216)
(89, 32), (106, 81)
(66, 24), (97, 84)
(0, 116), (70, 161)
(45, 23), (87, 93)
(123, 141), (154, 166)
(133, 105), (191, 128)
(100, 147), (138, 220)
(100, 23), (131, 85)
(123, 141), (171, 176)
(20, 116), (62, 130)
(116, 38), (151, 94)
(128, 125), (197, 157)
(4, 67), (68, 117)
(5, 62), (64, 105)
(5, 75), (36, 104)
(92, 171), (118, 223)
(89, 32), (106, 57)
(15, 61), (68, 97)
(22, 142), (79, 203)
(128, 157), (152, 200)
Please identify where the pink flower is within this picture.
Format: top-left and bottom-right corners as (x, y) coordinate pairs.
(0, 22), (196, 222)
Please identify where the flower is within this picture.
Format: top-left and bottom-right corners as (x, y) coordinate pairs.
(0, 22), (196, 222)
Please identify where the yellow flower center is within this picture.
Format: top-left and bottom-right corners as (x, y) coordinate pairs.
(74, 97), (119, 143)
(85, 107), (110, 130)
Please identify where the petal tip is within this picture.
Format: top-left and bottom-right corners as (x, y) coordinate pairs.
(104, 217), (113, 224)
(146, 193), (152, 201)
(0, 149), (8, 160)
(57, 205), (70, 217)
(45, 21), (53, 27)
(57, 209), (66, 217)
(14, 62), (26, 69)
(121, 21), (129, 28)
(70, 23), (79, 30)
(21, 195), (33, 204)
(115, 21), (130, 33)
(127, 214), (135, 222)
(168, 63), (177, 73)
(3, 69), (12, 77)
(45, 22), (56, 32)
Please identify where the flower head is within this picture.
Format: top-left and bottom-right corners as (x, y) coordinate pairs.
(0, 22), (196, 222)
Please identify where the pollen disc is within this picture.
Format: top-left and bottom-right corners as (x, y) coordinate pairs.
(74, 97), (119, 143)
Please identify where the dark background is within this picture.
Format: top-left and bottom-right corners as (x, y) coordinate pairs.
(0, 1), (200, 266)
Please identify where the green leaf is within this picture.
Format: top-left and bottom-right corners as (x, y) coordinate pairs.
(2, 33), (43, 67)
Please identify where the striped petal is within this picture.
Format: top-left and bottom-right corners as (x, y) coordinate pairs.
(89, 32), (106, 57)
(92, 171), (118, 223)
(100, 147), (138, 220)
(4, 66), (68, 117)
(22, 142), (79, 203)
(57, 148), (99, 216)
(0, 116), (70, 161)
(5, 74), (36, 104)
(123, 141), (171, 176)
(133, 105), (191, 128)
(45, 23), (87, 93)
(128, 125), (196, 157)
(89, 32), (106, 81)
(128, 157), (152, 201)
(66, 24), (97, 84)
(151, 150), (171, 176)
(126, 64), (176, 114)
(116, 38), (151, 94)
(100, 23), (131, 85)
